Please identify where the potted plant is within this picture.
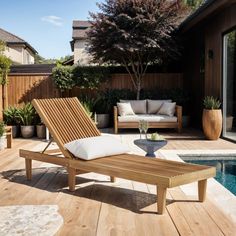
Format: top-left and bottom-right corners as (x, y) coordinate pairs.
(0, 121), (6, 150)
(79, 95), (96, 119)
(35, 113), (46, 139)
(17, 103), (36, 138)
(94, 95), (111, 128)
(202, 96), (222, 140)
(3, 106), (20, 138)
(169, 88), (190, 128)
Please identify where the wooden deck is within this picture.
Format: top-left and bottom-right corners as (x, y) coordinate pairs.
(0, 133), (236, 235)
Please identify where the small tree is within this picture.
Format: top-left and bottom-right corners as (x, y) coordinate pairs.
(0, 41), (12, 85)
(88, 0), (188, 99)
(72, 66), (110, 89)
(52, 65), (75, 92)
(183, 0), (204, 10)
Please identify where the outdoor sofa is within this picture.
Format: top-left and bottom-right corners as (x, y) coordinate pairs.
(114, 99), (182, 134)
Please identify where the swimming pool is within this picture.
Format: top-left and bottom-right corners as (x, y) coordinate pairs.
(180, 156), (236, 196)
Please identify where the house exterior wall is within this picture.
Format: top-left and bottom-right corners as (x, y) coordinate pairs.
(204, 4), (236, 98)
(3, 45), (35, 64)
(73, 40), (91, 65)
(183, 3), (236, 126)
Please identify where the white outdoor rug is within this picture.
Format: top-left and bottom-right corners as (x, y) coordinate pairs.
(0, 205), (63, 236)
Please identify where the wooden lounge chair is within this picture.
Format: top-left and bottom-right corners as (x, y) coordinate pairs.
(19, 98), (216, 214)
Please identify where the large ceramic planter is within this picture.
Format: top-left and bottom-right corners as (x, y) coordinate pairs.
(36, 125), (46, 139)
(12, 125), (20, 138)
(21, 126), (35, 138)
(182, 115), (190, 128)
(202, 109), (222, 140)
(96, 114), (110, 128)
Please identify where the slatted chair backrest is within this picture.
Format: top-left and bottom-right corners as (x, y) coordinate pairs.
(32, 98), (101, 158)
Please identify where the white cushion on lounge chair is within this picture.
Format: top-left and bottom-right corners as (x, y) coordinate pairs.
(118, 114), (177, 123)
(64, 136), (130, 160)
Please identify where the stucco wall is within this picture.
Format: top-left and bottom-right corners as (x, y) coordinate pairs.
(3, 45), (34, 64)
(73, 40), (92, 65)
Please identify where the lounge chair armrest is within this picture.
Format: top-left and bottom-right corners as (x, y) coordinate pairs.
(114, 106), (118, 134)
(175, 105), (182, 133)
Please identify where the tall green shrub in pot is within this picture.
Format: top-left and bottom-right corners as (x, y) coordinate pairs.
(94, 92), (113, 128)
(3, 106), (20, 138)
(17, 103), (37, 138)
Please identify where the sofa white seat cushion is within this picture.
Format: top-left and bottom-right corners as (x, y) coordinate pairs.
(120, 100), (147, 114)
(118, 114), (177, 123)
(64, 136), (130, 160)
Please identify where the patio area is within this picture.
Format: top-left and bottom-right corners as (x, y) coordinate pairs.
(0, 129), (236, 236)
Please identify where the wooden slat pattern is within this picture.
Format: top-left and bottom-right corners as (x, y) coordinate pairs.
(32, 98), (100, 145)
(67, 154), (215, 187)
(7, 73), (183, 107)
(7, 75), (60, 107)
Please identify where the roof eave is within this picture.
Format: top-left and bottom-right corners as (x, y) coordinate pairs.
(180, 0), (236, 33)
(7, 41), (37, 54)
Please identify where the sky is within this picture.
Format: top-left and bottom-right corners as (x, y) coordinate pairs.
(0, 0), (104, 59)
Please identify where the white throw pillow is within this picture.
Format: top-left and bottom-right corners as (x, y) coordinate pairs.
(158, 102), (176, 117)
(147, 99), (172, 114)
(117, 102), (135, 116)
(120, 100), (147, 114)
(64, 136), (130, 160)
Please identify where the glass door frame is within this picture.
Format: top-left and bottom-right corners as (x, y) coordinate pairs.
(222, 27), (236, 141)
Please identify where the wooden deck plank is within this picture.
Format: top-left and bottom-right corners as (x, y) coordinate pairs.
(168, 187), (224, 236)
(0, 137), (235, 235)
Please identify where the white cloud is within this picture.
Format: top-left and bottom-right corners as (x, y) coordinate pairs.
(41, 15), (63, 26)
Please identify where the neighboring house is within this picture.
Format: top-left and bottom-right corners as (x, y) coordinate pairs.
(180, 0), (236, 141)
(0, 28), (37, 64)
(70, 20), (92, 65)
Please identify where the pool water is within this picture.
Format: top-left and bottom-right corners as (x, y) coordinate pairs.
(185, 159), (236, 195)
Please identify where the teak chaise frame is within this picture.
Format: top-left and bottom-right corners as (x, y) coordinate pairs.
(19, 98), (216, 214)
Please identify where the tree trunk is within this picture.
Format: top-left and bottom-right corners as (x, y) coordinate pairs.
(136, 81), (141, 100)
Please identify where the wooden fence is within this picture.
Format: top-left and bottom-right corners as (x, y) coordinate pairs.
(6, 73), (183, 107)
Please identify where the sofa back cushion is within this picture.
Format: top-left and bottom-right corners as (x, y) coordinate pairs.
(147, 99), (172, 114)
(120, 100), (147, 114)
(117, 102), (135, 116)
(158, 102), (176, 117)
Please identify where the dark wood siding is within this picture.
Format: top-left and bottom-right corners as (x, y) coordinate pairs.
(183, 3), (236, 126)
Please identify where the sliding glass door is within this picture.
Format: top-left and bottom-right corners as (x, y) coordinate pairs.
(223, 29), (236, 141)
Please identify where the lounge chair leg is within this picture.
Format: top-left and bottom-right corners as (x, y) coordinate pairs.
(6, 132), (12, 148)
(110, 176), (116, 182)
(68, 167), (76, 192)
(198, 179), (207, 202)
(157, 186), (167, 214)
(25, 159), (32, 180)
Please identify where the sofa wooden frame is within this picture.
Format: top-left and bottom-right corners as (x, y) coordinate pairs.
(114, 105), (183, 134)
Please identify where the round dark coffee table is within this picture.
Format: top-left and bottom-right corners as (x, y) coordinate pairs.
(134, 139), (167, 157)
